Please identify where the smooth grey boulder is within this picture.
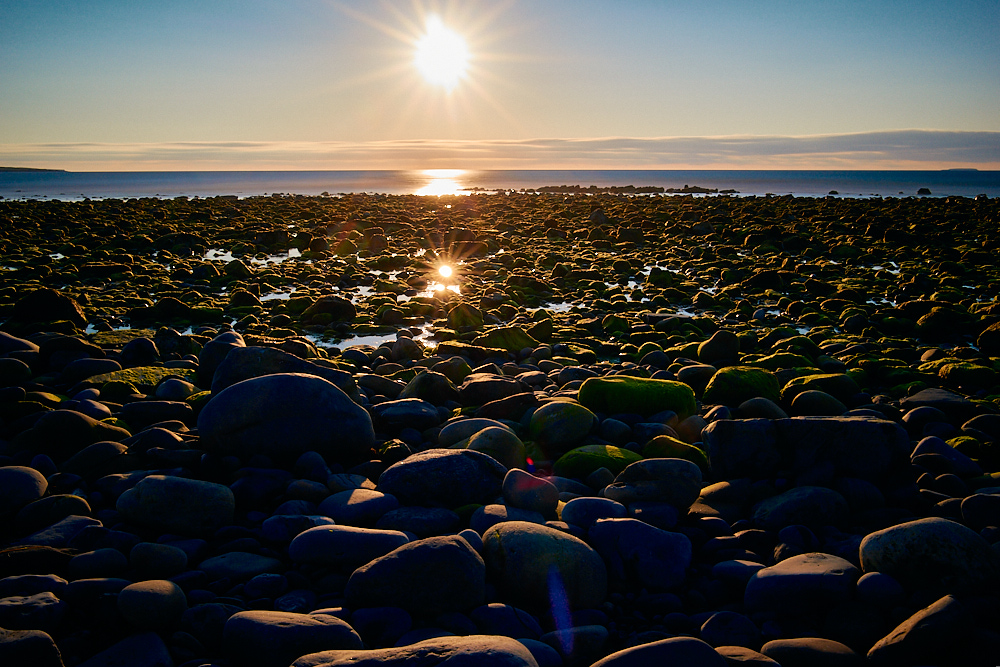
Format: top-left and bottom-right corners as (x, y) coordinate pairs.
(751, 486), (849, 530)
(345, 535), (486, 614)
(603, 458), (702, 511)
(378, 449), (507, 508)
(588, 518), (692, 590)
(288, 525), (409, 570)
(210, 345), (355, 394)
(224, 610), (363, 667)
(589, 636), (727, 667)
(745, 552), (860, 614)
(859, 517), (999, 593)
(117, 475), (234, 536)
(483, 521), (607, 612)
(198, 373), (375, 465)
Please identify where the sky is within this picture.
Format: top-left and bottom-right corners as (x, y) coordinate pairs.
(1, 0), (998, 170)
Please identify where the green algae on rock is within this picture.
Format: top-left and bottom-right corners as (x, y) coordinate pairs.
(702, 366), (780, 407)
(578, 376), (696, 419)
(552, 444), (643, 480)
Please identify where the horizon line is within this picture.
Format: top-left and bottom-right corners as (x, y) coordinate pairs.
(2, 129), (998, 171)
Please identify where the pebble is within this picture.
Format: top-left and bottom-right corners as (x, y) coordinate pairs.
(117, 579), (188, 629)
(223, 610), (363, 667)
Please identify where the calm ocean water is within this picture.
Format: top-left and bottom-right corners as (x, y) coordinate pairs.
(1, 169), (998, 201)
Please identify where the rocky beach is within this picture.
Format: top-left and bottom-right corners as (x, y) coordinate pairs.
(0, 191), (998, 666)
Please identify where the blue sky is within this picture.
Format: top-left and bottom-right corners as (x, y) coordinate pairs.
(1, 0), (998, 169)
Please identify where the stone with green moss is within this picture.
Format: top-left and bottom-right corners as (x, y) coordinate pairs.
(780, 373), (861, 404)
(578, 376), (696, 419)
(749, 352), (815, 371)
(89, 329), (158, 347)
(88, 366), (197, 393)
(447, 303), (484, 330)
(450, 426), (526, 470)
(552, 444), (643, 480)
(937, 362), (997, 388)
(528, 400), (597, 452)
(702, 366), (780, 406)
(472, 326), (539, 353)
(642, 435), (710, 472)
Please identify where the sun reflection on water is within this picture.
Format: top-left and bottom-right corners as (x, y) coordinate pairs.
(415, 169), (469, 196)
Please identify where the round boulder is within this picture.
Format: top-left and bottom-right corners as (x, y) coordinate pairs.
(483, 521), (607, 612)
(198, 373), (375, 465)
(116, 475), (234, 536)
(377, 449), (507, 508)
(859, 517), (999, 593)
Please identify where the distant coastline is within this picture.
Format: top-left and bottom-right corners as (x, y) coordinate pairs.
(0, 166), (66, 172)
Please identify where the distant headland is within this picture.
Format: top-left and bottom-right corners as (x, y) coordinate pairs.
(0, 166), (67, 172)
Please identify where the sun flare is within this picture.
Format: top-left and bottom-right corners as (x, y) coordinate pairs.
(438, 264), (454, 279)
(414, 16), (469, 90)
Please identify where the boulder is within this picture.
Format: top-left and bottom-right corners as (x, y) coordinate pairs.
(378, 449), (507, 508)
(224, 610), (363, 667)
(116, 475), (234, 536)
(483, 521), (607, 612)
(345, 535), (485, 614)
(703, 367), (780, 407)
(578, 376), (696, 419)
(210, 346), (355, 394)
(589, 518), (692, 590)
(198, 373), (375, 465)
(858, 517), (999, 593)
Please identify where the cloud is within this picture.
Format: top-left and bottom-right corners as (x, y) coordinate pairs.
(1, 130), (998, 170)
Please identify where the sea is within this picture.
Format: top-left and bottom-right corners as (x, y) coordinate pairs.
(1, 169), (998, 201)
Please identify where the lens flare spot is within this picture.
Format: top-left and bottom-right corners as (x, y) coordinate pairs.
(439, 265), (453, 279)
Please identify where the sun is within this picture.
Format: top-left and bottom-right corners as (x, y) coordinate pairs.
(414, 16), (469, 90)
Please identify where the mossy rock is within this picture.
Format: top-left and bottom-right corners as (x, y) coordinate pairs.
(642, 435), (709, 472)
(702, 366), (780, 406)
(450, 426), (526, 470)
(937, 362), (997, 388)
(552, 444), (643, 480)
(89, 366), (198, 393)
(447, 303), (484, 330)
(472, 326), (539, 353)
(528, 400), (597, 452)
(526, 318), (553, 343)
(780, 373), (861, 404)
(578, 376), (696, 419)
(89, 329), (158, 347)
(749, 352), (815, 371)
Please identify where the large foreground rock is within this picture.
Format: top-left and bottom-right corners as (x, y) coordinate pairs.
(483, 521), (607, 612)
(224, 610), (363, 667)
(198, 373), (375, 464)
(859, 517), (999, 592)
(210, 345), (355, 394)
(292, 635), (539, 667)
